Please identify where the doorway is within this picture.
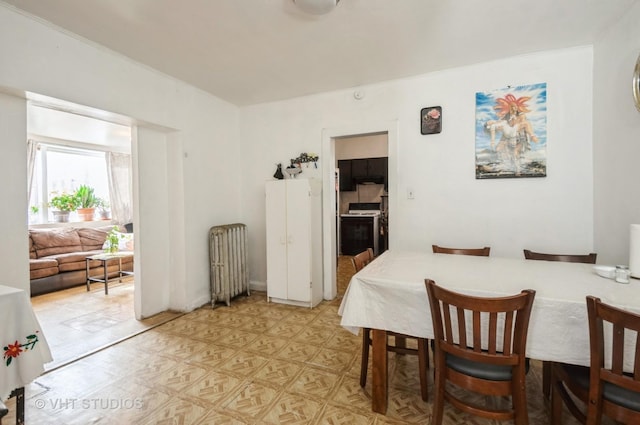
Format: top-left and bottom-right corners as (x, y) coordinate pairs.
(321, 121), (399, 300)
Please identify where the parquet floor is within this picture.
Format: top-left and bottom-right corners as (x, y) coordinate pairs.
(2, 257), (599, 424)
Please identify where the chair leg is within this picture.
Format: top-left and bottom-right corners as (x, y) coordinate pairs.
(550, 366), (563, 425)
(511, 370), (529, 425)
(431, 353), (445, 425)
(543, 360), (551, 399)
(360, 328), (371, 387)
(418, 338), (429, 402)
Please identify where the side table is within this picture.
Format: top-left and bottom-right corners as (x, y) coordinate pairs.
(85, 253), (134, 295)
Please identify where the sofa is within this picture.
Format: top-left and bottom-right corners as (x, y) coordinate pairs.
(29, 225), (133, 296)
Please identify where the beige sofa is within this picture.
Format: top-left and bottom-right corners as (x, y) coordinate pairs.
(29, 226), (133, 296)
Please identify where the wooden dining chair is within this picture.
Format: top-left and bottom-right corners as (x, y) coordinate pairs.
(523, 248), (598, 399)
(551, 296), (640, 425)
(425, 279), (536, 425)
(432, 244), (491, 257)
(355, 250), (430, 401)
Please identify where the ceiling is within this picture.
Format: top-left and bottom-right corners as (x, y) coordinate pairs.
(2, 0), (637, 106)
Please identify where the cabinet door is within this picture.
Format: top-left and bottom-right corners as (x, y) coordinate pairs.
(265, 181), (288, 299)
(285, 180), (312, 302)
(337, 160), (353, 191)
(351, 159), (368, 177)
(367, 157), (387, 176)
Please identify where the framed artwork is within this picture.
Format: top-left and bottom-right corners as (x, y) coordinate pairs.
(475, 83), (547, 179)
(421, 106), (442, 135)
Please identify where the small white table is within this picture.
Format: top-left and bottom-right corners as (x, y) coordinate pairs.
(338, 250), (640, 413)
(0, 285), (52, 422)
(85, 253), (134, 295)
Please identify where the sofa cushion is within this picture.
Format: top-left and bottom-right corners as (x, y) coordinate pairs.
(30, 258), (59, 271)
(45, 250), (103, 272)
(29, 259), (59, 279)
(31, 267), (59, 279)
(30, 228), (82, 258)
(29, 236), (37, 259)
(77, 226), (116, 251)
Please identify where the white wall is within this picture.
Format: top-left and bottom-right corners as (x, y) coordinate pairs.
(335, 133), (388, 160)
(0, 93), (29, 292)
(0, 5), (240, 312)
(241, 47), (595, 288)
(592, 2), (640, 265)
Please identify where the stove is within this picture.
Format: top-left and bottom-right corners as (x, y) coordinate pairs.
(340, 203), (381, 255)
(341, 202), (381, 217)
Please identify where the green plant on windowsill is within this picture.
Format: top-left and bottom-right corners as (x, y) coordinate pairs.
(75, 185), (98, 208)
(49, 192), (80, 212)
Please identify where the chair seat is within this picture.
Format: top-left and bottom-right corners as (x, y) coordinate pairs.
(559, 363), (640, 412)
(446, 354), (530, 381)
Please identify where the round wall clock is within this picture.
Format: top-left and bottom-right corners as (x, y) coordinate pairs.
(634, 53), (640, 112)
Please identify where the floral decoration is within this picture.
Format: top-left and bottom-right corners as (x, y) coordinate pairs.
(290, 152), (319, 168)
(3, 331), (40, 366)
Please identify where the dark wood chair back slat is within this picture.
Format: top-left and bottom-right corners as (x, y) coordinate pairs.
(432, 245), (491, 257)
(523, 249), (597, 264)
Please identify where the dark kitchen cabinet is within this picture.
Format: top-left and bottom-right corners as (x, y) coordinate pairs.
(337, 160), (353, 191)
(337, 157), (388, 191)
(351, 159), (368, 178)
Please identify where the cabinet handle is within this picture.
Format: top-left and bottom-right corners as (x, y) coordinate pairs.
(287, 235), (294, 244)
(280, 237), (286, 245)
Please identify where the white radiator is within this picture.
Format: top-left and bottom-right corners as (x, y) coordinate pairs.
(209, 223), (250, 307)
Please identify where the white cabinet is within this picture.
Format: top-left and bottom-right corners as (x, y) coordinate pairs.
(266, 179), (322, 307)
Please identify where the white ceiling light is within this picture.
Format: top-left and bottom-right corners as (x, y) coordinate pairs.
(292, 0), (340, 15)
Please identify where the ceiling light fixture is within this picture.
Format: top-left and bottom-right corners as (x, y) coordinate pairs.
(292, 0), (340, 15)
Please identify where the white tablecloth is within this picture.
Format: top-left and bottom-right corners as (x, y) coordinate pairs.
(1, 285), (52, 401)
(339, 250), (640, 368)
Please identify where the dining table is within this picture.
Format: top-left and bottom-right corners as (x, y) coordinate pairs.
(1, 285), (52, 423)
(338, 250), (640, 414)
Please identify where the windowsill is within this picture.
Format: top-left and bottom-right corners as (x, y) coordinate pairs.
(29, 219), (114, 230)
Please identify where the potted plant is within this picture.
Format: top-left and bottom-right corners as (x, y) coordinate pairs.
(49, 192), (80, 222)
(95, 197), (111, 220)
(104, 227), (121, 254)
(75, 185), (98, 221)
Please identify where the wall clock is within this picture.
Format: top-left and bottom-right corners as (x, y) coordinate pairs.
(634, 52), (640, 112)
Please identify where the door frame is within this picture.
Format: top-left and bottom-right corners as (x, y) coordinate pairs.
(321, 120), (398, 300)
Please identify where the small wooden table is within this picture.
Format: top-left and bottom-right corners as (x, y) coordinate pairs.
(85, 253), (134, 294)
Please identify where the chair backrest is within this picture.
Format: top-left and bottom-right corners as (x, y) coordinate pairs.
(432, 245), (491, 257)
(523, 249), (596, 264)
(425, 279), (535, 364)
(352, 250), (373, 272)
(586, 296), (640, 418)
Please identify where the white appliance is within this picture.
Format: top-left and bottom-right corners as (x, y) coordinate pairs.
(340, 202), (381, 256)
(265, 179), (322, 307)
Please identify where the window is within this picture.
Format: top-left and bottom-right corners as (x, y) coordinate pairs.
(29, 144), (110, 224)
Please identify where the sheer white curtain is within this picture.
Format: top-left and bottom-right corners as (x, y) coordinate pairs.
(26, 139), (39, 204)
(106, 152), (133, 225)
